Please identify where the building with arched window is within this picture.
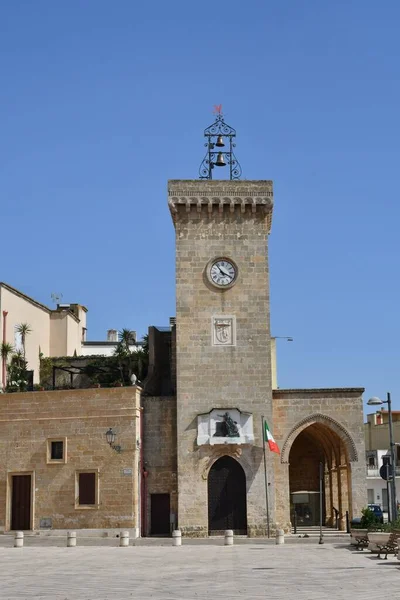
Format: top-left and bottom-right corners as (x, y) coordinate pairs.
(0, 177), (367, 537)
(141, 179), (366, 537)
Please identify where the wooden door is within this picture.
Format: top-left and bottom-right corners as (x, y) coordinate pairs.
(208, 456), (247, 535)
(150, 493), (170, 535)
(11, 475), (31, 530)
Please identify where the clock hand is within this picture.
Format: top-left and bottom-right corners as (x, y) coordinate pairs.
(219, 266), (231, 277)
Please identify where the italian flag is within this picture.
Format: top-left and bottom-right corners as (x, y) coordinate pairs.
(264, 420), (280, 454)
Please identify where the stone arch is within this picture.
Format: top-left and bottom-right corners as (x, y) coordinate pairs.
(201, 447), (254, 484)
(281, 413), (358, 464)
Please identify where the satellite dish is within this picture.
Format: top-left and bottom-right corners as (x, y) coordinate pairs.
(130, 374), (137, 385)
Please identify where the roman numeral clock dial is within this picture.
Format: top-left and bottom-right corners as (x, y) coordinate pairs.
(209, 259), (237, 288)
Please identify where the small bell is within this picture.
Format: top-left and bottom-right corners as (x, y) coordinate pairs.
(215, 152), (226, 167)
(215, 135), (225, 147)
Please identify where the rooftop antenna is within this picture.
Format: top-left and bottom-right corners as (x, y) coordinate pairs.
(51, 292), (63, 305)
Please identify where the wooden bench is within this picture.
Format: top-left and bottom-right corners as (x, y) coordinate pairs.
(353, 532), (369, 550)
(376, 529), (400, 559)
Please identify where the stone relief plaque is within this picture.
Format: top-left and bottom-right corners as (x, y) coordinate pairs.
(197, 409), (254, 446)
(212, 316), (236, 346)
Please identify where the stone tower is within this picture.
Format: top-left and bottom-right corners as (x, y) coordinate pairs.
(168, 179), (275, 536)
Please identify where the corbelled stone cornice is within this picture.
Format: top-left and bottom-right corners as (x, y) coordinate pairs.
(168, 180), (274, 232)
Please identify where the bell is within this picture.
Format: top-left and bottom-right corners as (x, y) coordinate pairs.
(215, 135), (225, 147)
(215, 152), (226, 167)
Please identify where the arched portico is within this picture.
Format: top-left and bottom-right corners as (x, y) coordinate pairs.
(281, 414), (358, 530)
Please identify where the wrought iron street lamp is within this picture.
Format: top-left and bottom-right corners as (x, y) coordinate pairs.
(105, 428), (122, 453)
(367, 393), (397, 521)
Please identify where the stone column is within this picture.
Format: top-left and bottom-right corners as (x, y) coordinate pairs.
(274, 460), (291, 531)
(325, 467), (334, 527)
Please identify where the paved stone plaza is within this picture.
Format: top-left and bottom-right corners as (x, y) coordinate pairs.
(0, 541), (398, 599)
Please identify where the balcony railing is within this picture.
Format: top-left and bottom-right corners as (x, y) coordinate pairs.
(366, 465), (400, 477)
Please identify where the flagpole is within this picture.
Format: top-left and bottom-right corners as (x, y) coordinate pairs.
(261, 415), (270, 539)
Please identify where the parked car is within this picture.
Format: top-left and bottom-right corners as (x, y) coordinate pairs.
(368, 504), (384, 523)
(350, 504), (384, 527)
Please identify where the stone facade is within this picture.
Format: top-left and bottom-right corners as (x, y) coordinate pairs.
(142, 396), (177, 534)
(0, 177), (367, 537)
(168, 179), (366, 537)
(170, 180), (275, 536)
(272, 388), (366, 531)
(0, 387), (141, 533)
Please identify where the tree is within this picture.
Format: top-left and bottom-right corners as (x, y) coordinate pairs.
(15, 323), (32, 361)
(119, 329), (136, 352)
(1, 342), (14, 388)
(7, 350), (29, 392)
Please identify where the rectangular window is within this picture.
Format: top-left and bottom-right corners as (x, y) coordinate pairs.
(51, 441), (63, 460)
(367, 489), (374, 504)
(76, 471), (98, 507)
(47, 438), (67, 464)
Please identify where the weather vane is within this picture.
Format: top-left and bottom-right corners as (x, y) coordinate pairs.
(198, 106), (242, 180)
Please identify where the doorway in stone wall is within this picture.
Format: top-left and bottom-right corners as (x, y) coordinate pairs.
(150, 493), (170, 536)
(208, 456), (247, 535)
(11, 474), (32, 530)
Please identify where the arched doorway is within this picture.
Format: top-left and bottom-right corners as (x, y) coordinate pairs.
(208, 456), (247, 535)
(287, 419), (353, 530)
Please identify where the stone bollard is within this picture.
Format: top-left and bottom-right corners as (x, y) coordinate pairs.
(120, 531), (129, 547)
(275, 529), (285, 545)
(67, 531), (77, 547)
(224, 530), (234, 546)
(172, 530), (182, 547)
(14, 531), (24, 548)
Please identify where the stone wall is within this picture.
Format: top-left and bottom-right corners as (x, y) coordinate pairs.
(272, 388), (367, 530)
(289, 435), (321, 492)
(0, 387), (141, 532)
(142, 396), (177, 534)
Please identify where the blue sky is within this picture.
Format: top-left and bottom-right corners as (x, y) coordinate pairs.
(1, 1), (399, 411)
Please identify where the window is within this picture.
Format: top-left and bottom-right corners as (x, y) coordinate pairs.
(76, 470), (99, 508)
(368, 456), (375, 467)
(51, 441), (63, 460)
(367, 489), (374, 504)
(47, 438), (67, 464)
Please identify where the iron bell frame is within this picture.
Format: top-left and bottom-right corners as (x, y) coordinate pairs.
(199, 110), (242, 180)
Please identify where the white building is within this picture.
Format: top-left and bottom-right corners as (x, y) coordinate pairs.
(0, 282), (138, 388)
(365, 448), (400, 513)
(364, 410), (400, 517)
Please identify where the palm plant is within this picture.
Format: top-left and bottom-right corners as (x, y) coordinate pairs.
(1, 342), (14, 387)
(118, 329), (135, 353)
(7, 350), (28, 391)
(0, 342), (14, 361)
(112, 330), (148, 385)
(15, 323), (32, 361)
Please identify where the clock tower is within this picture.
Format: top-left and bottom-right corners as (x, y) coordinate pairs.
(169, 178), (275, 536)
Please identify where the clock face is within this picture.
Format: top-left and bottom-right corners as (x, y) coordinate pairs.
(210, 259), (237, 287)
